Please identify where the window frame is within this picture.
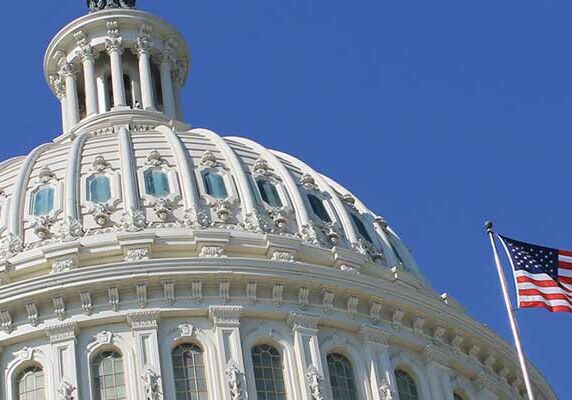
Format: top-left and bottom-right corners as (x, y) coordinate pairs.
(394, 368), (420, 400)
(325, 352), (359, 400)
(172, 343), (208, 400)
(82, 155), (122, 224)
(90, 350), (128, 400)
(195, 158), (238, 205)
(15, 365), (46, 400)
(137, 152), (182, 207)
(255, 178), (285, 209)
(250, 343), (288, 400)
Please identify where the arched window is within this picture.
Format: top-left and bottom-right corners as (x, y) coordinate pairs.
(203, 172), (228, 199)
(350, 214), (373, 243)
(92, 351), (127, 400)
(307, 194), (331, 223)
(32, 187), (54, 216)
(395, 369), (419, 400)
(172, 344), (207, 400)
(251, 344), (286, 399)
(16, 366), (45, 400)
(257, 180), (283, 208)
(88, 175), (112, 203)
(144, 169), (171, 198)
(327, 353), (357, 400)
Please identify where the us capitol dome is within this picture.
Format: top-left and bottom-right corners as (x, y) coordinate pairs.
(0, 1), (556, 399)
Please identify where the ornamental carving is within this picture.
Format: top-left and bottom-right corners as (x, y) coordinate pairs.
(59, 217), (85, 241)
(45, 322), (77, 344)
(199, 246), (226, 258)
(379, 378), (394, 400)
(413, 317), (425, 336)
(58, 380), (76, 400)
(39, 166), (56, 183)
(209, 305), (243, 326)
(300, 173), (319, 191)
(354, 239), (384, 262)
(176, 323), (195, 338)
(341, 194), (358, 210)
(208, 200), (232, 224)
(306, 365), (324, 400)
(93, 203), (114, 226)
(272, 251), (295, 263)
(88, 0), (136, 12)
(340, 264), (359, 274)
(141, 368), (162, 400)
(146, 149), (165, 166)
(370, 302), (382, 324)
(32, 215), (57, 240)
(287, 312), (320, 331)
(0, 309), (13, 333)
(251, 158), (272, 176)
(92, 154), (111, 172)
(52, 258), (76, 274)
(347, 296), (359, 319)
(122, 208), (148, 232)
(137, 25), (153, 55)
(268, 208), (289, 232)
(126, 248), (150, 262)
(272, 284), (284, 307)
(299, 223), (319, 245)
(4, 233), (23, 256)
(127, 310), (161, 330)
(94, 331), (115, 346)
(391, 309), (404, 330)
(226, 362), (244, 400)
(322, 290), (334, 314)
(241, 212), (269, 233)
(200, 151), (220, 168)
(183, 206), (211, 229)
(14, 347), (40, 361)
(153, 198), (172, 221)
(26, 303), (39, 326)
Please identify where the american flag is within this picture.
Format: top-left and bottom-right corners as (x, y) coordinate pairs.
(499, 235), (572, 313)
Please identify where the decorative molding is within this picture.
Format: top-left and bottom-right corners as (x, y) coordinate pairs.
(226, 361), (244, 400)
(141, 368), (162, 400)
(246, 282), (257, 304)
(163, 282), (175, 305)
(300, 173), (319, 191)
(469, 344), (481, 363)
(191, 280), (202, 303)
(287, 312), (320, 331)
(105, 21), (123, 54)
(413, 317), (425, 336)
(209, 305), (243, 326)
(26, 303), (39, 326)
(0, 310), (13, 333)
(136, 284), (148, 308)
(451, 334), (464, 354)
(126, 248), (150, 262)
(272, 284), (284, 307)
(52, 258), (76, 274)
(433, 325), (446, 345)
(121, 208), (148, 232)
(199, 246), (226, 258)
(391, 309), (404, 330)
(45, 322), (77, 344)
(53, 297), (66, 320)
(379, 378), (394, 400)
(359, 324), (391, 346)
(127, 310), (161, 331)
(87, 331), (117, 351)
(58, 380), (76, 400)
(108, 287), (120, 311)
(322, 290), (334, 314)
(14, 347), (40, 362)
(298, 287), (310, 310)
(347, 296), (359, 319)
(339, 264), (360, 274)
(369, 302), (383, 324)
(219, 281), (230, 304)
(80, 291), (93, 315)
(175, 323), (195, 340)
(272, 250), (295, 263)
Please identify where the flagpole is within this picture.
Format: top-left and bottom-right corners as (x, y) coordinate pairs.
(485, 221), (535, 400)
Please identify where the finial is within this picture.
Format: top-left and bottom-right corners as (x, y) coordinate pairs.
(485, 221), (494, 233)
(87, 0), (136, 13)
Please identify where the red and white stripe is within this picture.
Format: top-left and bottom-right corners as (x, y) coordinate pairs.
(515, 249), (572, 313)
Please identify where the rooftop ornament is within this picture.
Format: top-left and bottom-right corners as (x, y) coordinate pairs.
(87, 0), (136, 12)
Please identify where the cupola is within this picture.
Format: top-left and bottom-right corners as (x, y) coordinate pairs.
(44, 0), (190, 140)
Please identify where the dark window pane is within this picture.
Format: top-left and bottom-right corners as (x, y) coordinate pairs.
(327, 353), (357, 400)
(308, 194), (331, 222)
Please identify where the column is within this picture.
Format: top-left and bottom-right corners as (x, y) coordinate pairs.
(287, 312), (325, 400)
(51, 74), (69, 133)
(106, 22), (126, 108)
(360, 325), (397, 400)
(127, 311), (163, 400)
(173, 61), (185, 119)
(96, 75), (108, 112)
(137, 34), (155, 110)
(79, 47), (98, 116)
(60, 62), (80, 127)
(159, 45), (176, 118)
(209, 306), (248, 400)
(45, 322), (79, 399)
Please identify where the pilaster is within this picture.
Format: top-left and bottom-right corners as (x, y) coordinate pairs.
(45, 322), (79, 400)
(209, 305), (247, 400)
(359, 324), (396, 400)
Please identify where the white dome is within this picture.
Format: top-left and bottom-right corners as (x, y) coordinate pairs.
(0, 4), (556, 400)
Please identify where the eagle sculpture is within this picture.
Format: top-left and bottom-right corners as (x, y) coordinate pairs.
(87, 0), (136, 12)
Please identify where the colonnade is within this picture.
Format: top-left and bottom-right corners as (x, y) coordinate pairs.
(51, 22), (183, 133)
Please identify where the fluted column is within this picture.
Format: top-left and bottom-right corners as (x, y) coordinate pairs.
(159, 45), (176, 118)
(60, 62), (80, 128)
(288, 312), (324, 400)
(106, 21), (126, 108)
(137, 27), (155, 110)
(209, 306), (248, 400)
(76, 30), (98, 116)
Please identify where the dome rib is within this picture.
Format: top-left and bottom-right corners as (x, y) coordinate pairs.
(64, 131), (91, 222)
(193, 129), (258, 219)
(9, 143), (54, 238)
(272, 150), (360, 245)
(225, 136), (311, 230)
(156, 126), (201, 212)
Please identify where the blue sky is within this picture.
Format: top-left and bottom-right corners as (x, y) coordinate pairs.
(3, 0), (571, 397)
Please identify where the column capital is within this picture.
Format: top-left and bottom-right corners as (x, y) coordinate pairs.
(420, 344), (450, 366)
(126, 310), (161, 331)
(172, 61), (188, 87)
(158, 44), (176, 66)
(106, 20), (123, 54)
(45, 321), (78, 344)
(359, 324), (392, 346)
(136, 24), (154, 56)
(287, 312), (320, 332)
(49, 74), (66, 100)
(59, 62), (77, 79)
(209, 305), (243, 327)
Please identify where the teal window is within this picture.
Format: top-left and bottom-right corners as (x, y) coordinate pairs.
(351, 214), (373, 243)
(251, 345), (286, 400)
(204, 172), (228, 199)
(16, 366), (45, 400)
(88, 175), (111, 203)
(327, 353), (357, 400)
(32, 187), (54, 216)
(144, 169), (170, 198)
(92, 351), (126, 400)
(395, 370), (419, 400)
(307, 194), (331, 223)
(173, 344), (207, 400)
(257, 180), (282, 208)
